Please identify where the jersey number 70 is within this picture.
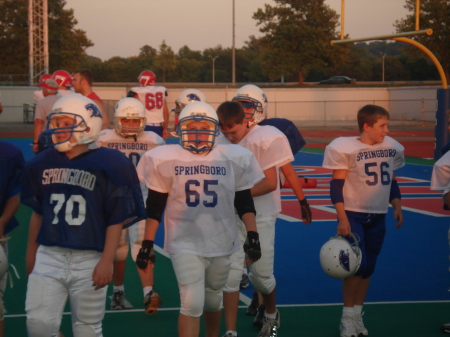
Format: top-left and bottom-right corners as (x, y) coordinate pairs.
(50, 193), (86, 226)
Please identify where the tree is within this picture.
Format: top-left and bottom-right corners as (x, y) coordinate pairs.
(176, 46), (204, 82)
(0, 0), (93, 81)
(153, 41), (177, 82)
(253, 0), (348, 84)
(394, 0), (450, 82)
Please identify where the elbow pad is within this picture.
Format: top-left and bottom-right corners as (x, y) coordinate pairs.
(234, 189), (256, 219)
(330, 179), (345, 204)
(389, 179), (401, 202)
(146, 189), (168, 222)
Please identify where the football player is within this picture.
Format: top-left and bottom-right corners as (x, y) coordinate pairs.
(219, 85), (311, 337)
(21, 94), (146, 337)
(218, 100), (299, 337)
(0, 140), (25, 337)
(171, 88), (206, 137)
(322, 104), (405, 337)
(136, 101), (263, 337)
(128, 70), (170, 139)
(94, 97), (165, 314)
(33, 74), (51, 102)
(232, 85), (311, 225)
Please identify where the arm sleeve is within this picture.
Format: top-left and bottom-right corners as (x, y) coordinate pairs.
(146, 189), (168, 222)
(234, 189), (256, 219)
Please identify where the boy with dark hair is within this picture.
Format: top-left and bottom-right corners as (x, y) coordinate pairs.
(218, 100), (305, 337)
(322, 104), (405, 337)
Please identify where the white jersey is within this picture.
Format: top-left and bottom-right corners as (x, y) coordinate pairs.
(323, 136), (405, 213)
(33, 89), (44, 102)
(431, 151), (450, 191)
(131, 86), (167, 124)
(220, 125), (294, 216)
(136, 144), (264, 257)
(94, 129), (165, 198)
(57, 89), (74, 97)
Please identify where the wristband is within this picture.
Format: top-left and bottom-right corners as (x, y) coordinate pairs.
(330, 179), (345, 204)
(299, 198), (308, 206)
(142, 240), (154, 249)
(389, 179), (401, 202)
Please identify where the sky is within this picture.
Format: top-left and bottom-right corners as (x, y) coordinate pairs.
(64, 0), (410, 61)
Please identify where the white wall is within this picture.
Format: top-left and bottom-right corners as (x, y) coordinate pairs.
(0, 85), (440, 124)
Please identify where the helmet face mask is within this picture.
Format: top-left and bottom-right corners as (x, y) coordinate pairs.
(114, 98), (147, 138)
(232, 84), (268, 127)
(319, 233), (362, 279)
(47, 94), (103, 152)
(177, 102), (219, 154)
(48, 113), (87, 152)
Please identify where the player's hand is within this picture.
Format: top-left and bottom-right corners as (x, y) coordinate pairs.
(337, 218), (351, 237)
(244, 231), (261, 263)
(393, 208), (404, 228)
(136, 240), (155, 270)
(299, 198), (312, 224)
(92, 259), (113, 290)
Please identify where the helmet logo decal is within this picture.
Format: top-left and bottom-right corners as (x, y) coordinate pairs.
(262, 93), (268, 103)
(339, 250), (350, 272)
(187, 93), (201, 101)
(86, 103), (102, 118)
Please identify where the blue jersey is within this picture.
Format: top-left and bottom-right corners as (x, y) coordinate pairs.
(0, 141), (25, 234)
(21, 147), (146, 252)
(260, 118), (306, 154)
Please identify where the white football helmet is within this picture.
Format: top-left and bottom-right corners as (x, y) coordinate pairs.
(172, 89), (206, 117)
(114, 98), (147, 138)
(47, 94), (103, 152)
(177, 101), (219, 153)
(0, 245), (8, 280)
(319, 233), (362, 279)
(232, 84), (268, 126)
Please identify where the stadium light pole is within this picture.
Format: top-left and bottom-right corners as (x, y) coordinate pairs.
(211, 56), (218, 84)
(232, 0), (236, 85)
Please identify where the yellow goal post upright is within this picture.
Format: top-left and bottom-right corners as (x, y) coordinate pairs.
(331, 29), (449, 160)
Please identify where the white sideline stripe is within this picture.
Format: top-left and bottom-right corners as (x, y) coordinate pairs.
(153, 244), (169, 258)
(392, 205), (450, 217)
(7, 300), (450, 318)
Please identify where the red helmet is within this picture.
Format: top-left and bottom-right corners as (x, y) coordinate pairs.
(51, 70), (72, 87)
(138, 70), (156, 86)
(39, 74), (51, 83)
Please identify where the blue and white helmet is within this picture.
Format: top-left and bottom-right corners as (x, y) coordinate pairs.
(173, 89), (206, 116)
(232, 84), (268, 126)
(47, 94), (103, 152)
(319, 233), (362, 279)
(177, 101), (219, 154)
